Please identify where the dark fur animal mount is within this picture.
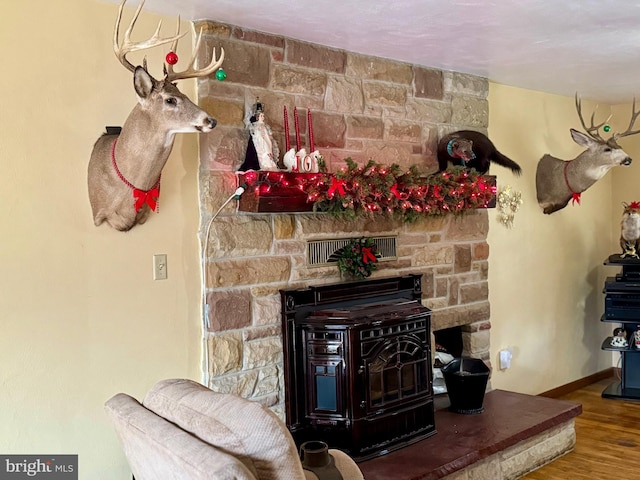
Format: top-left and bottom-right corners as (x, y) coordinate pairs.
(437, 130), (522, 175)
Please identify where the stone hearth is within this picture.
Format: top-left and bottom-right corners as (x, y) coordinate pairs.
(360, 390), (581, 480)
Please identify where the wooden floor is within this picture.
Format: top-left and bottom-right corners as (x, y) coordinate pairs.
(522, 376), (640, 479)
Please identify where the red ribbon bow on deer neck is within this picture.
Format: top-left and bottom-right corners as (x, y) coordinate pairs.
(327, 177), (346, 197)
(133, 187), (160, 213)
(570, 192), (581, 206)
(111, 138), (161, 213)
(361, 247), (377, 264)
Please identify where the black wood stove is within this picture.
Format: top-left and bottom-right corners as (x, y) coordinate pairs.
(280, 274), (436, 460)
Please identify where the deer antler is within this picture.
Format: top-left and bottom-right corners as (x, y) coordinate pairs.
(113, 0), (224, 81)
(164, 24), (225, 82)
(575, 93), (612, 143)
(113, 0), (186, 73)
(614, 98), (640, 139)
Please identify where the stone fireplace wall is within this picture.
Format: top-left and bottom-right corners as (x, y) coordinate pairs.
(196, 20), (491, 415)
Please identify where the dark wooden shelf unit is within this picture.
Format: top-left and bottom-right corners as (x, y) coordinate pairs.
(602, 255), (640, 401)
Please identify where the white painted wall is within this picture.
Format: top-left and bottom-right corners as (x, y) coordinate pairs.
(488, 83), (616, 394)
(0, 1), (202, 478)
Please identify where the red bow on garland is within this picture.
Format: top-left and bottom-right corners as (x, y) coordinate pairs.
(133, 187), (160, 213)
(390, 183), (402, 199)
(327, 177), (346, 197)
(361, 246), (377, 264)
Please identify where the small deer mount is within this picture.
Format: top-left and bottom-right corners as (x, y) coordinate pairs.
(536, 94), (640, 215)
(88, 0), (224, 231)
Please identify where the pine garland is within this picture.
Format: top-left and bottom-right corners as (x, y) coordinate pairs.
(299, 158), (496, 222)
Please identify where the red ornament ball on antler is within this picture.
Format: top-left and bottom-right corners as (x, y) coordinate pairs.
(165, 51), (179, 65)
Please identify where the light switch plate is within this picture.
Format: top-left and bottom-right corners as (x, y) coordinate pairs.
(153, 254), (168, 280)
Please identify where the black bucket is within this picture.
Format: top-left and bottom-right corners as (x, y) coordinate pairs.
(442, 357), (490, 414)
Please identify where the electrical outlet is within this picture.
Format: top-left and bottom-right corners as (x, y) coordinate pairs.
(499, 348), (513, 370)
(153, 254), (168, 280)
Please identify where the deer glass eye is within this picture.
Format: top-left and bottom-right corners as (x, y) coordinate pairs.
(604, 147), (612, 152)
(165, 97), (178, 106)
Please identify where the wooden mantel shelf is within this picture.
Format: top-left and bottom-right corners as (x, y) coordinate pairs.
(236, 171), (497, 214)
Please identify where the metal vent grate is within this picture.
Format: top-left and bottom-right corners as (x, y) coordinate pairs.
(307, 236), (398, 266)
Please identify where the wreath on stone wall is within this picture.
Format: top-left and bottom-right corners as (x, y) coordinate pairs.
(337, 237), (379, 279)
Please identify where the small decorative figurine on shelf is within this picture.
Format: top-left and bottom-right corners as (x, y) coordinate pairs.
(239, 99), (280, 171)
(282, 148), (321, 173)
(635, 326), (640, 349)
(611, 327), (628, 348)
(620, 201), (640, 259)
(282, 148), (297, 171)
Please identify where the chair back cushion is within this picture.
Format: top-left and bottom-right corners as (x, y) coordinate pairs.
(105, 393), (256, 480)
(143, 379), (306, 480)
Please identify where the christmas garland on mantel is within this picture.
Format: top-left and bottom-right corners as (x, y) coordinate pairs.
(241, 158), (496, 222)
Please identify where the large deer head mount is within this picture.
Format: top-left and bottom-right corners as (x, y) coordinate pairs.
(88, 0), (224, 231)
(536, 94), (640, 215)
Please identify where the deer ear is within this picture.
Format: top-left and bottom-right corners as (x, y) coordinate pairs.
(570, 128), (593, 147)
(133, 66), (155, 100)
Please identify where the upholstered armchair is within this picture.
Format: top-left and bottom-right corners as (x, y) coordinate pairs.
(105, 379), (365, 480)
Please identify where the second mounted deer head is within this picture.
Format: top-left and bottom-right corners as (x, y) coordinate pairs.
(536, 94), (640, 215)
(88, 0), (224, 231)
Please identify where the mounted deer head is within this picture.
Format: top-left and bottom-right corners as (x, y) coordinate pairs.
(536, 94), (640, 215)
(88, 0), (224, 231)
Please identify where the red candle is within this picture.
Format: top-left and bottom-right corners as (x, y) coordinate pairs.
(294, 107), (301, 152)
(283, 106), (291, 151)
(308, 109), (314, 152)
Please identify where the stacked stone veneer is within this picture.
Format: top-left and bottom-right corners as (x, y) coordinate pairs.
(196, 19), (491, 414)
